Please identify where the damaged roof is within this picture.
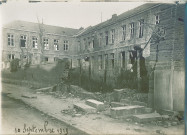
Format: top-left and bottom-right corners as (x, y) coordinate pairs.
(3, 20), (80, 36)
(78, 3), (162, 36)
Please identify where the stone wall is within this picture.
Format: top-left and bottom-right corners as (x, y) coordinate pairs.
(2, 28), (77, 67)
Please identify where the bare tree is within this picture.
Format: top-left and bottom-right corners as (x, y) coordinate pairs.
(37, 16), (45, 63)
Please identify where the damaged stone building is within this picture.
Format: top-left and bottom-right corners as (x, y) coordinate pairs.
(1, 3), (185, 111)
(2, 20), (80, 67)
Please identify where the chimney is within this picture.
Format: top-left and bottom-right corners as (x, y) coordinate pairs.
(112, 14), (117, 20)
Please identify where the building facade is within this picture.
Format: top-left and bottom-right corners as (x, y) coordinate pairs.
(1, 3), (185, 111)
(2, 20), (80, 68)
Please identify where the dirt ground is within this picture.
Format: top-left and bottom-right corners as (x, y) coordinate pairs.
(1, 83), (185, 135)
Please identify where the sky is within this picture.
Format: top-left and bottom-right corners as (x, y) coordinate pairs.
(0, 1), (146, 29)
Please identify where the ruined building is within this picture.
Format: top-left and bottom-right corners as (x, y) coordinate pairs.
(1, 3), (185, 111)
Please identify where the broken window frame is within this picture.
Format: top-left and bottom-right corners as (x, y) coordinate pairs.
(20, 35), (27, 48)
(7, 34), (14, 47)
(111, 29), (115, 44)
(130, 22), (135, 38)
(32, 36), (38, 49)
(139, 19), (144, 38)
(44, 38), (49, 50)
(54, 39), (59, 51)
(64, 40), (69, 51)
(122, 25), (126, 41)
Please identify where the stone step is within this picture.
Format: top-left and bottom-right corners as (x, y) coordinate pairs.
(110, 102), (128, 107)
(133, 113), (162, 123)
(144, 107), (154, 113)
(35, 86), (52, 92)
(157, 109), (180, 116)
(73, 103), (96, 113)
(113, 89), (125, 101)
(131, 101), (147, 107)
(85, 99), (105, 111)
(120, 99), (131, 105)
(110, 106), (145, 118)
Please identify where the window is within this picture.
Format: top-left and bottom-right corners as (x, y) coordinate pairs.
(83, 39), (86, 50)
(104, 54), (108, 69)
(32, 37), (38, 49)
(44, 38), (49, 50)
(155, 15), (160, 24)
(139, 19), (144, 38)
(130, 23), (135, 38)
(111, 29), (115, 44)
(54, 39), (59, 51)
(23, 55), (27, 59)
(98, 55), (102, 70)
(105, 31), (109, 45)
(78, 41), (81, 52)
(54, 57), (58, 61)
(8, 34), (14, 46)
(45, 57), (48, 62)
(8, 54), (15, 60)
(92, 40), (95, 48)
(89, 40), (94, 48)
(122, 25), (126, 41)
(91, 56), (94, 69)
(111, 53), (114, 68)
(64, 40), (69, 51)
(99, 33), (102, 46)
(20, 35), (27, 47)
(121, 52), (125, 68)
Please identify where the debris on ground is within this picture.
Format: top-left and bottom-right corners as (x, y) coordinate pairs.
(21, 94), (37, 99)
(134, 128), (142, 132)
(156, 129), (165, 134)
(92, 117), (102, 120)
(126, 127), (130, 130)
